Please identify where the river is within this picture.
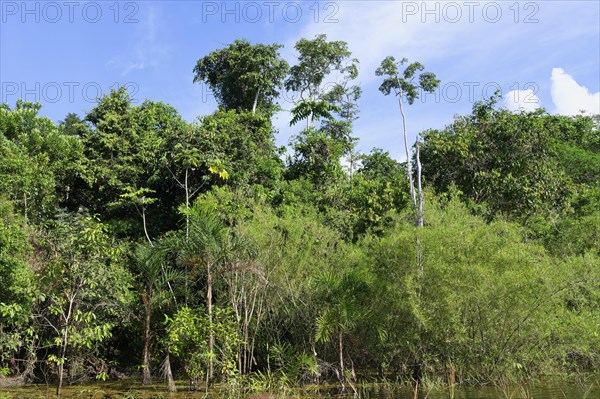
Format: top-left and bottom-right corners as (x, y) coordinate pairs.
(2, 379), (598, 398)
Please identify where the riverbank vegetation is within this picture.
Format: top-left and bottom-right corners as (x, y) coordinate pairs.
(1, 35), (599, 396)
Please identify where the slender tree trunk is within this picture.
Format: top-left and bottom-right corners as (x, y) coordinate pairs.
(57, 295), (75, 396)
(396, 83), (426, 383)
(142, 207), (153, 246)
(57, 360), (64, 395)
(415, 140), (424, 227)
(164, 353), (176, 392)
(252, 89), (260, 115)
(57, 362), (64, 396)
(415, 139), (425, 305)
(338, 331), (345, 381)
(397, 87), (418, 226)
(185, 168), (190, 240)
(207, 261), (214, 380)
(57, 331), (68, 395)
(141, 290), (153, 385)
(184, 168), (190, 306)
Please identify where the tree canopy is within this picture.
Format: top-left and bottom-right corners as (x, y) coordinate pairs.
(0, 36), (599, 398)
(193, 39), (289, 115)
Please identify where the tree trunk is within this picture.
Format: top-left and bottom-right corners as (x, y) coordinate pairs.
(141, 290), (153, 385)
(338, 331), (345, 380)
(415, 141), (424, 227)
(142, 207), (153, 246)
(397, 87), (419, 226)
(57, 362), (64, 396)
(397, 84), (426, 384)
(185, 168), (190, 240)
(185, 168), (190, 306)
(57, 296), (74, 396)
(207, 261), (214, 380)
(56, 335), (68, 396)
(165, 353), (176, 392)
(252, 88), (260, 115)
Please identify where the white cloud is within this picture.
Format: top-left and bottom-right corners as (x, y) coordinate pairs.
(504, 89), (540, 112)
(121, 62), (146, 75)
(108, 6), (168, 75)
(288, 2), (481, 84)
(551, 68), (600, 115)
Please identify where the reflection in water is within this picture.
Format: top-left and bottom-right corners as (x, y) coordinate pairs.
(1, 380), (599, 399)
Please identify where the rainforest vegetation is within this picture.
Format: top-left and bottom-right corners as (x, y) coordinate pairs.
(1, 35), (599, 396)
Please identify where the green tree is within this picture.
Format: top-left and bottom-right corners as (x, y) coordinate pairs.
(165, 306), (240, 388)
(134, 242), (181, 385)
(320, 82), (362, 174)
(314, 265), (372, 389)
(286, 127), (346, 187)
(163, 110), (282, 216)
(174, 202), (249, 380)
(79, 88), (187, 237)
(58, 113), (87, 137)
(194, 109), (283, 188)
(37, 213), (132, 395)
(284, 35), (361, 208)
(285, 34), (358, 129)
(348, 149), (409, 236)
(0, 197), (36, 376)
(419, 96), (576, 221)
(193, 39), (289, 115)
(0, 101), (83, 221)
(376, 56), (440, 227)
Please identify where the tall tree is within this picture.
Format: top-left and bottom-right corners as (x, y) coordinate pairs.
(376, 56), (439, 385)
(175, 200), (259, 381)
(193, 39), (289, 115)
(285, 34), (358, 129)
(175, 204), (230, 380)
(376, 56), (440, 227)
(285, 34), (360, 189)
(320, 82), (362, 174)
(134, 242), (181, 385)
(80, 87), (187, 237)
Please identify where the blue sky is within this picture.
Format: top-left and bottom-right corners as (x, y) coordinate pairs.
(1, 0), (599, 160)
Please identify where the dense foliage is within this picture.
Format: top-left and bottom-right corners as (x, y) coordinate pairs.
(0, 36), (598, 395)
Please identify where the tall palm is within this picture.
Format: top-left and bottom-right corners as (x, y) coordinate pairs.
(134, 242), (181, 387)
(176, 203), (232, 380)
(314, 268), (372, 389)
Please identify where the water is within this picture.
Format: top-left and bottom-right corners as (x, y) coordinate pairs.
(1, 380), (598, 399)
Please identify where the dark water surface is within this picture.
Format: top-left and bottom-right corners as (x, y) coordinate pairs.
(2, 380), (599, 399)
